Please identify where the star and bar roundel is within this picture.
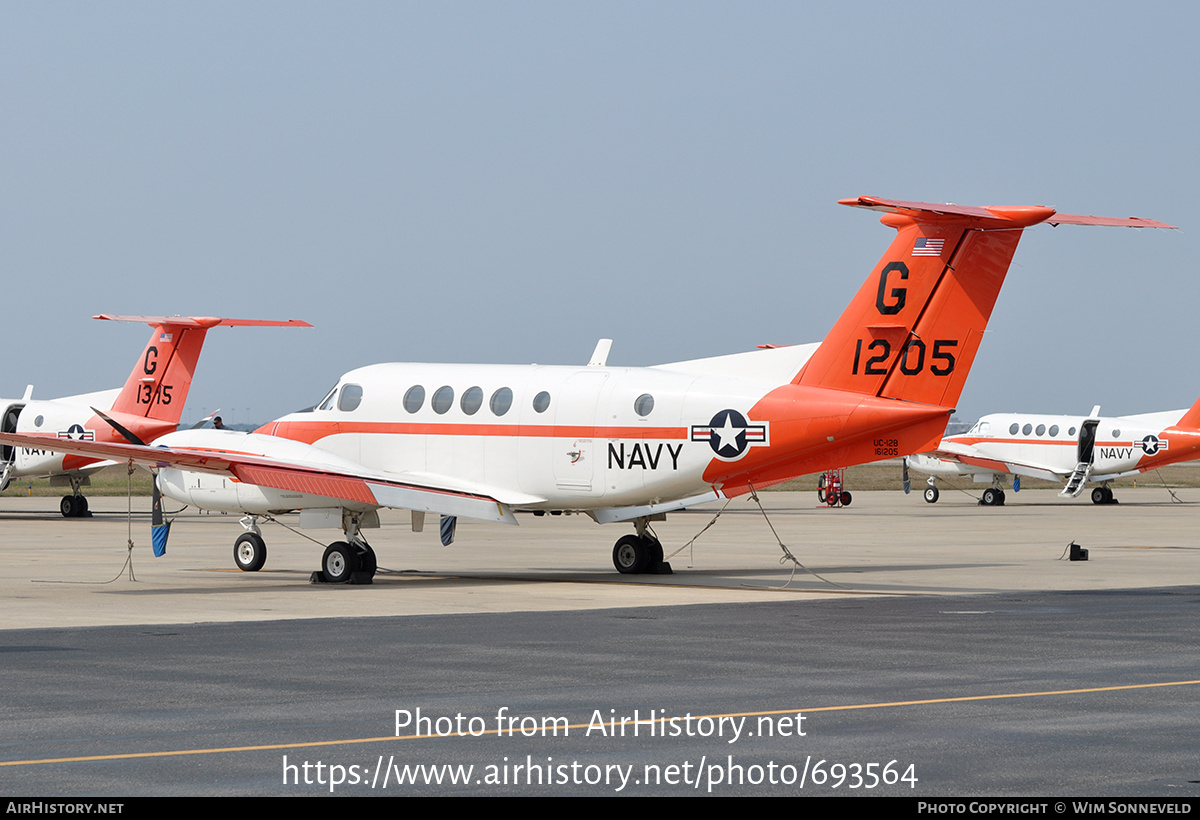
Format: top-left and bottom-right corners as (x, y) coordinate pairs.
(690, 409), (769, 461)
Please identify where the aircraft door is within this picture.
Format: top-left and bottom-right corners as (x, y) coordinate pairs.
(0, 403), (23, 490)
(1077, 418), (1100, 465)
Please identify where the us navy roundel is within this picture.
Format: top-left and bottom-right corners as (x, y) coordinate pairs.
(690, 409), (769, 461)
(1137, 434), (1167, 456)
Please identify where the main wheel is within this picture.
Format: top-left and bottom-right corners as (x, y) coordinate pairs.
(234, 533), (267, 572)
(646, 537), (664, 569)
(996, 490), (1006, 506)
(840, 490), (852, 506)
(354, 543), (378, 578)
(924, 486), (940, 503)
(613, 534), (649, 574)
(60, 496), (76, 518)
(982, 488), (1000, 506)
(322, 541), (359, 583)
(77, 496), (89, 515)
(1091, 487), (1106, 505)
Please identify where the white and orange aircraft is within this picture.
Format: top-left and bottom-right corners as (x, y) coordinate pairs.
(0, 197), (1171, 580)
(0, 315), (309, 516)
(905, 399), (1200, 506)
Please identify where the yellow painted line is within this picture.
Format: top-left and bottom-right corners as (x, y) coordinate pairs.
(3, 678), (1198, 768)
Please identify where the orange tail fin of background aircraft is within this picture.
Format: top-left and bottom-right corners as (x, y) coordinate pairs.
(97, 315), (312, 443)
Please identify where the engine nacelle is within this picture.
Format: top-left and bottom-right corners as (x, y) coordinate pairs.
(152, 428), (381, 515)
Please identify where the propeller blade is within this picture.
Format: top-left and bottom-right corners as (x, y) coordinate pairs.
(90, 407), (147, 447)
(189, 409), (221, 430)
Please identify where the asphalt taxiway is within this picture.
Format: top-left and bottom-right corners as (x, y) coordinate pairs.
(0, 490), (1196, 795)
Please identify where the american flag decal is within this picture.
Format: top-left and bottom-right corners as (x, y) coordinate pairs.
(159, 333), (173, 343)
(912, 237), (945, 257)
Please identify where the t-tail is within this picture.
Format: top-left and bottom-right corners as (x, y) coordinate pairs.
(707, 197), (1173, 496)
(95, 315), (311, 442)
(795, 197), (1174, 408)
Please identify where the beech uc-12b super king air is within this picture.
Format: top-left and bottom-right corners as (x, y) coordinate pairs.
(0, 315), (309, 517)
(905, 398), (1200, 506)
(0, 197), (1172, 582)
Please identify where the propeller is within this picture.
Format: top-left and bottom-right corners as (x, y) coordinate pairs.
(91, 407), (170, 555)
(189, 409), (221, 430)
(89, 407), (147, 446)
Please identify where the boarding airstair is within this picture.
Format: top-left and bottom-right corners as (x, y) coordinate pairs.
(1060, 462), (1093, 498)
(1061, 411), (1102, 498)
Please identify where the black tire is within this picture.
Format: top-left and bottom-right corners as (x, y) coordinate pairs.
(646, 537), (664, 568)
(613, 534), (648, 574)
(234, 533), (267, 572)
(1102, 486), (1115, 504)
(840, 491), (852, 506)
(982, 488), (1000, 506)
(60, 496), (75, 518)
(354, 543), (377, 578)
(322, 541), (359, 583)
(924, 486), (940, 503)
(1091, 487), (1106, 505)
(997, 490), (1006, 506)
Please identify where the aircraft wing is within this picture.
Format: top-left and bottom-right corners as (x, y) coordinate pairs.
(0, 432), (533, 524)
(927, 441), (1065, 483)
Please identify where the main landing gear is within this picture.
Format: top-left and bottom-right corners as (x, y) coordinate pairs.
(980, 487), (1006, 506)
(612, 517), (672, 575)
(1091, 485), (1118, 505)
(60, 477), (90, 518)
(320, 540), (377, 583)
(232, 513), (379, 583)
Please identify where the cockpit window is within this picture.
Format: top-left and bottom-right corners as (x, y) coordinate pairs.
(338, 384), (363, 412)
(317, 386), (338, 411)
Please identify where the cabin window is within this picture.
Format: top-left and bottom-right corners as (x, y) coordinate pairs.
(533, 391), (551, 413)
(1112, 429), (1121, 438)
(1022, 424), (1032, 436)
(634, 394), (655, 417)
(1069, 427), (1077, 436)
(461, 386), (483, 415)
(403, 386), (425, 414)
(337, 384), (363, 412)
(1035, 424), (1045, 436)
(1049, 425), (1059, 437)
(34, 415), (44, 428)
(490, 387), (513, 416)
(432, 386), (454, 415)
(1009, 423), (1019, 435)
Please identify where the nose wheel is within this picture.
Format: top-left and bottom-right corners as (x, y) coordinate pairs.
(234, 532), (267, 572)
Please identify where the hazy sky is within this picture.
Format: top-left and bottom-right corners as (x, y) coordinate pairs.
(2, 2), (1195, 426)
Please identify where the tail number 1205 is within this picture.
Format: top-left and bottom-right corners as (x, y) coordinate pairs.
(852, 339), (957, 376)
